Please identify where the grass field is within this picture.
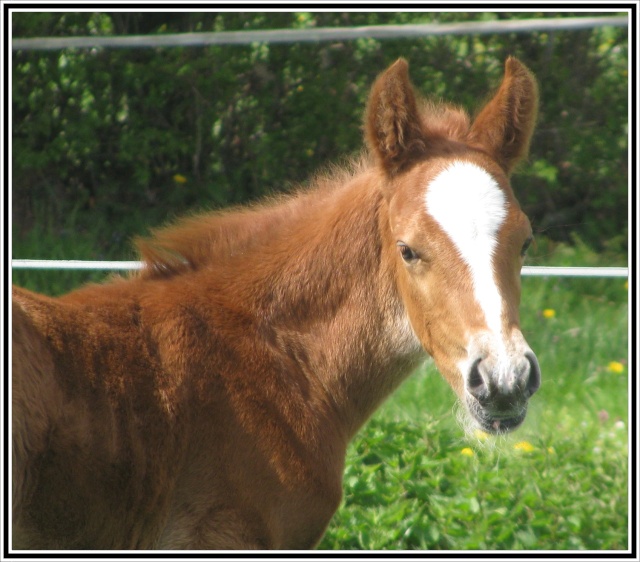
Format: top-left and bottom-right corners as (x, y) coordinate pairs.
(12, 217), (630, 552)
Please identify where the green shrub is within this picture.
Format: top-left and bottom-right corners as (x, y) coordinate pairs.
(12, 12), (628, 253)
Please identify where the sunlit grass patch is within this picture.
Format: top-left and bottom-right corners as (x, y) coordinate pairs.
(319, 405), (628, 550)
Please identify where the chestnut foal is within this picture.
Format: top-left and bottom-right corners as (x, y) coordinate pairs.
(12, 56), (540, 549)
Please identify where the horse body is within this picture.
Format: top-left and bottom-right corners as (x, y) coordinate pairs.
(12, 57), (540, 549)
(12, 172), (422, 549)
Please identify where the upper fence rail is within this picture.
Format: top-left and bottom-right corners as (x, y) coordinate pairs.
(11, 16), (629, 51)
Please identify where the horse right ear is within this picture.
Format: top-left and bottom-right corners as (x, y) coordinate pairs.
(468, 57), (539, 174)
(365, 59), (427, 176)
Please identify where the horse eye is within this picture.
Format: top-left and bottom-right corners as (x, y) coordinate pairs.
(521, 236), (533, 257)
(397, 242), (419, 263)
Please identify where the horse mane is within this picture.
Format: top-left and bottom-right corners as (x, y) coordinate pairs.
(134, 155), (374, 280)
(134, 99), (472, 281)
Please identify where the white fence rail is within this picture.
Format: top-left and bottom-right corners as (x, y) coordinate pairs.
(12, 16), (628, 51)
(12, 260), (145, 271)
(521, 266), (628, 278)
(10, 260), (628, 278)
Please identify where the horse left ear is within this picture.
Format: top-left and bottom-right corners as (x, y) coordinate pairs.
(365, 58), (427, 176)
(468, 57), (539, 175)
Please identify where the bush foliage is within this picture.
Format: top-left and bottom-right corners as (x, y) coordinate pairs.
(12, 12), (628, 255)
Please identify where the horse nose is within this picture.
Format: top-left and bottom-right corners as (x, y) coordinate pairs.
(467, 352), (541, 405)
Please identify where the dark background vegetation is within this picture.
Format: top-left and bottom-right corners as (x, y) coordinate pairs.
(12, 12), (628, 269)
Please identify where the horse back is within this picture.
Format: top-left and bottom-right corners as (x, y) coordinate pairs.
(11, 285), (188, 548)
(12, 290), (62, 532)
(11, 282), (343, 549)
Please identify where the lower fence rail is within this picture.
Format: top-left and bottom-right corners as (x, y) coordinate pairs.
(10, 260), (629, 278)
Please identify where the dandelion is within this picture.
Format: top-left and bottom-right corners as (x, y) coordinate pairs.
(173, 173), (187, 184)
(542, 309), (556, 319)
(514, 441), (535, 453)
(607, 361), (624, 374)
(461, 447), (475, 457)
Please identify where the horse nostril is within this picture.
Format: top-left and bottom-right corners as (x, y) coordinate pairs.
(467, 358), (489, 403)
(467, 353), (541, 403)
(524, 352), (541, 398)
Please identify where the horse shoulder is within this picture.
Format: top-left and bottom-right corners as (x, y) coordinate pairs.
(146, 290), (346, 549)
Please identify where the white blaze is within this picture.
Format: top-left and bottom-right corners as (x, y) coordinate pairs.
(425, 161), (507, 337)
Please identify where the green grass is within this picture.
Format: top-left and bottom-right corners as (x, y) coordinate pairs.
(12, 214), (629, 551)
(319, 411), (627, 550)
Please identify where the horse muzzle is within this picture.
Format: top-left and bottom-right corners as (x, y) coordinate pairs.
(464, 346), (541, 435)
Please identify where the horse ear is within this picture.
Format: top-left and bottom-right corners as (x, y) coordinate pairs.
(468, 57), (539, 174)
(365, 58), (426, 176)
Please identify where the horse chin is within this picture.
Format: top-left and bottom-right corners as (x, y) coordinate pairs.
(465, 397), (528, 435)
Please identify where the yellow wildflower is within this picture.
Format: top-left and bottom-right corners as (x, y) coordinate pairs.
(607, 361), (624, 374)
(173, 174), (187, 184)
(461, 447), (475, 457)
(514, 441), (535, 453)
(547, 447), (555, 455)
(542, 309), (556, 319)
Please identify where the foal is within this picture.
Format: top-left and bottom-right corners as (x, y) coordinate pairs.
(12, 56), (540, 549)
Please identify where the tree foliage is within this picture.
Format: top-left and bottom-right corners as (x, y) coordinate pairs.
(12, 12), (628, 254)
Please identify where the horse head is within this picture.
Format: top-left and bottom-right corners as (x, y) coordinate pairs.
(367, 57), (541, 434)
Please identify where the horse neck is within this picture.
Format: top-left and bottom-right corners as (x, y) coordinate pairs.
(240, 173), (424, 440)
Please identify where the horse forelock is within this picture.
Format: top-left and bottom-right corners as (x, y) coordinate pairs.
(418, 100), (471, 142)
